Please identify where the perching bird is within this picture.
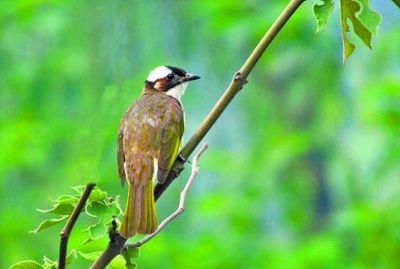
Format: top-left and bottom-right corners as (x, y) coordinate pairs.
(117, 66), (200, 238)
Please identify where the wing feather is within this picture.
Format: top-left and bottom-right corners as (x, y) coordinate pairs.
(117, 116), (126, 184)
(157, 101), (184, 183)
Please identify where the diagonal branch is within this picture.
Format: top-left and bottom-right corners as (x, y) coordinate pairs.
(58, 183), (96, 269)
(154, 0), (306, 200)
(125, 143), (208, 250)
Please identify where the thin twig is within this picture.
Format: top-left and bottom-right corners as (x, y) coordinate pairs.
(126, 143), (208, 249)
(58, 183), (96, 269)
(154, 0), (306, 200)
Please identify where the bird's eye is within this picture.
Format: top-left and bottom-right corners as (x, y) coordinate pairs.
(167, 73), (175, 80)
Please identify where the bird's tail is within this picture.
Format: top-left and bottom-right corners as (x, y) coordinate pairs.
(120, 180), (158, 238)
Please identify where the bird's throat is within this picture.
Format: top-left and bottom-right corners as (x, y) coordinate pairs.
(165, 82), (187, 101)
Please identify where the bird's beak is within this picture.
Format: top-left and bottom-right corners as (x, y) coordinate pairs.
(183, 73), (201, 82)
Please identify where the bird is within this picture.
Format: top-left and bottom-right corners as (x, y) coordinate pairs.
(117, 65), (200, 238)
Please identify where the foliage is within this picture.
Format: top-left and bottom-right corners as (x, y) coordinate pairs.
(313, 0), (381, 61)
(1, 0), (399, 268)
(9, 186), (132, 268)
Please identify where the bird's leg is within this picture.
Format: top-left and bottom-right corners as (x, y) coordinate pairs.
(168, 154), (186, 177)
(178, 154), (192, 164)
(177, 154), (187, 163)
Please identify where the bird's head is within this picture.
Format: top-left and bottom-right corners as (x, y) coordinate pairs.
(145, 65), (200, 101)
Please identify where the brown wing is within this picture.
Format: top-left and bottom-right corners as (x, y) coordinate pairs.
(117, 114), (127, 185)
(157, 98), (184, 183)
(122, 94), (163, 186)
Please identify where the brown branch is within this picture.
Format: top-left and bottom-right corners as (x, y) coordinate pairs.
(126, 143), (208, 249)
(89, 225), (127, 269)
(58, 183), (96, 269)
(154, 0), (306, 200)
(91, 0), (306, 267)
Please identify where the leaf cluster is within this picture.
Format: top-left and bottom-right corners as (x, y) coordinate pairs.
(10, 186), (138, 269)
(313, 0), (383, 61)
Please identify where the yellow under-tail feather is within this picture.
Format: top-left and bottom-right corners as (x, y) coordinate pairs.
(120, 180), (158, 238)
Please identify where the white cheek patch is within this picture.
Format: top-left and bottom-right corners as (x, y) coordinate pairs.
(166, 82), (187, 101)
(147, 66), (171, 82)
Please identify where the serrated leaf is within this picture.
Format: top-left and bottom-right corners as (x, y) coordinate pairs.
(81, 236), (94, 245)
(66, 250), (77, 265)
(42, 264), (56, 269)
(123, 247), (139, 259)
(356, 0), (381, 35)
(79, 251), (102, 261)
(37, 203), (75, 216)
(71, 185), (87, 194)
(313, 0), (334, 32)
(85, 201), (108, 219)
(84, 222), (107, 240)
(112, 196), (124, 216)
(86, 201), (120, 224)
(42, 256), (56, 269)
(49, 195), (79, 204)
(339, 0), (381, 61)
(88, 189), (107, 202)
(30, 216), (68, 233)
(10, 260), (43, 269)
(110, 255), (133, 269)
(122, 247), (139, 269)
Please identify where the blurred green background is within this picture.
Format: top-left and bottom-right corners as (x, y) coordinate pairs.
(1, 0), (399, 268)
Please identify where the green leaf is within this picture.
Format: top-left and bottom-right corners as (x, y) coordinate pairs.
(72, 185), (107, 202)
(313, 0), (334, 32)
(42, 256), (56, 269)
(113, 196), (124, 216)
(86, 201), (121, 224)
(339, 0), (381, 61)
(37, 203), (75, 216)
(110, 255), (134, 269)
(30, 216), (68, 233)
(66, 250), (78, 265)
(356, 0), (381, 35)
(71, 185), (87, 194)
(79, 251), (102, 261)
(88, 189), (107, 202)
(84, 222), (107, 240)
(123, 247), (139, 260)
(122, 247), (139, 269)
(125, 247), (139, 259)
(391, 0), (400, 8)
(49, 195), (79, 204)
(10, 260), (43, 269)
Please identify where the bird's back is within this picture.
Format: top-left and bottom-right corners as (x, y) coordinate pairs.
(118, 91), (184, 186)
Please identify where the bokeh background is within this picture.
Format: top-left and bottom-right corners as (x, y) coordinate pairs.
(1, 0), (399, 268)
